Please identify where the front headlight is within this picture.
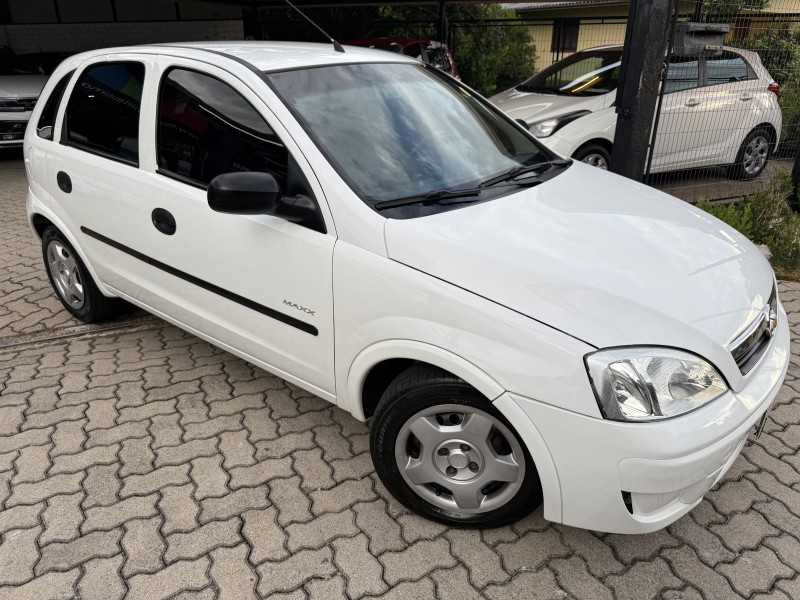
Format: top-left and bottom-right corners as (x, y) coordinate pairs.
(586, 348), (728, 422)
(0, 98), (25, 112)
(529, 110), (591, 138)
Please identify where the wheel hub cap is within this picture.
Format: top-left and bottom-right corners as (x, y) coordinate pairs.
(395, 404), (526, 515)
(434, 441), (483, 481)
(46, 240), (85, 310)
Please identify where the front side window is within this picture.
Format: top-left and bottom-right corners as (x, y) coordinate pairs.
(664, 56), (700, 93)
(37, 70), (74, 140)
(705, 51), (752, 86)
(518, 50), (622, 96)
(158, 68), (288, 189)
(64, 62), (144, 163)
(268, 63), (553, 212)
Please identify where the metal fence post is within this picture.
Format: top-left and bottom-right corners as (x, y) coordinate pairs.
(610, 0), (678, 181)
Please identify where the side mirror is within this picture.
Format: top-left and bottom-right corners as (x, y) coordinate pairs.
(207, 172), (281, 215)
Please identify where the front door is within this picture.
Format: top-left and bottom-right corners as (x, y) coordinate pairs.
(131, 59), (337, 399)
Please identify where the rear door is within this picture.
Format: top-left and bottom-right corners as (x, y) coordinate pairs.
(133, 58), (337, 399)
(46, 57), (152, 289)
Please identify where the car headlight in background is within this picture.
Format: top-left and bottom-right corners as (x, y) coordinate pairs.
(586, 348), (728, 422)
(529, 110), (591, 138)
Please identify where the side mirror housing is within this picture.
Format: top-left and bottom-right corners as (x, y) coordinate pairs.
(207, 172), (281, 215)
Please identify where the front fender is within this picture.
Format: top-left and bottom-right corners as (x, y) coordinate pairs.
(345, 339), (505, 421)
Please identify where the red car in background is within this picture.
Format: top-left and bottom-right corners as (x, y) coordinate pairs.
(343, 38), (460, 79)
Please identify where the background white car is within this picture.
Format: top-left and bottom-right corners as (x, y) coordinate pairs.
(490, 45), (783, 179)
(0, 46), (47, 147)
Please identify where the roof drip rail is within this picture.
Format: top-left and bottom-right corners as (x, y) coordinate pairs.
(283, 0), (345, 53)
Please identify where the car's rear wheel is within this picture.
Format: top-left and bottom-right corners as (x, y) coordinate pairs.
(370, 364), (541, 528)
(573, 143), (611, 170)
(729, 128), (772, 180)
(42, 226), (123, 323)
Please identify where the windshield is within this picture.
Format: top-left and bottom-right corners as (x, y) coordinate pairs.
(267, 63), (554, 212)
(518, 50), (622, 96)
(0, 47), (39, 76)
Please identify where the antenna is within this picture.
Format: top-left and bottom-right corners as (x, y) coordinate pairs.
(284, 0), (345, 53)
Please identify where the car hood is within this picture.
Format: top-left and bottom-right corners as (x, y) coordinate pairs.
(0, 75), (48, 98)
(489, 88), (604, 124)
(384, 163), (774, 382)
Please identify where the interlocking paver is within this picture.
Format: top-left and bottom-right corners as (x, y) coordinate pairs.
(79, 554), (126, 600)
(285, 509), (359, 552)
(0, 526), (41, 585)
(164, 517), (241, 562)
(242, 506), (289, 563)
(211, 544), (258, 600)
(40, 492), (84, 544)
(2, 156), (800, 599)
(36, 528), (123, 575)
(122, 516), (166, 577)
(332, 533), (388, 598)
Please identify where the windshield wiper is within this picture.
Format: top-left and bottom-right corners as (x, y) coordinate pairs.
(480, 158), (570, 188)
(374, 188), (484, 211)
(374, 165), (560, 211)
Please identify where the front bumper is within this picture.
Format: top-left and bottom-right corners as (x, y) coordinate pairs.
(502, 303), (790, 534)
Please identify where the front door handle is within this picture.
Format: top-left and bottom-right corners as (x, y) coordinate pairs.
(151, 208), (176, 236)
(685, 98), (700, 107)
(740, 94), (754, 101)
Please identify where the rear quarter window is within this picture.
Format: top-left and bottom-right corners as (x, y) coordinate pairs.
(36, 70), (74, 140)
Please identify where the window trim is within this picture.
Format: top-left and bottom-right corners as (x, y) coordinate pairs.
(37, 69), (75, 141)
(60, 60), (145, 166)
(155, 64), (287, 189)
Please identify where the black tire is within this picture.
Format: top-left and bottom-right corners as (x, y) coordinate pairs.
(41, 226), (123, 323)
(729, 127), (772, 180)
(573, 143), (611, 170)
(370, 364), (542, 528)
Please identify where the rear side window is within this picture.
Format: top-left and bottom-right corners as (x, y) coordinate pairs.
(64, 62), (144, 164)
(157, 68), (288, 189)
(37, 70), (74, 140)
(706, 51), (752, 85)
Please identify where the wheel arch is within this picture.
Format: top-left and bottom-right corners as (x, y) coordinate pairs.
(753, 122), (778, 150)
(573, 138), (613, 158)
(28, 207), (115, 297)
(347, 340), (505, 422)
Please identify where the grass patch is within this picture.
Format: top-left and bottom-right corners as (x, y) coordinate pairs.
(696, 171), (800, 279)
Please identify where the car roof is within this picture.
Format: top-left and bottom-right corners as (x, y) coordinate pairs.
(345, 38), (443, 47)
(66, 41), (416, 73)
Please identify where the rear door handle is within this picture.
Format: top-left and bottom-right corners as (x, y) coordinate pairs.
(740, 94), (754, 101)
(685, 98), (700, 107)
(57, 171), (72, 193)
(151, 208), (176, 236)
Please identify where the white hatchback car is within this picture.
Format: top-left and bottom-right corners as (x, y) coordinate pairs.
(25, 42), (789, 533)
(490, 45), (783, 179)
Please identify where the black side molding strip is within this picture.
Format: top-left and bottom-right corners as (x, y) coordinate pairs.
(80, 226), (319, 336)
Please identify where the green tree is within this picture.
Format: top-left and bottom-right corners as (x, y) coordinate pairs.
(701, 0), (769, 22)
(259, 4), (536, 97)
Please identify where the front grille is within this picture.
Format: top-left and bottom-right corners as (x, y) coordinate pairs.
(16, 97), (37, 111)
(0, 120), (27, 140)
(730, 285), (777, 375)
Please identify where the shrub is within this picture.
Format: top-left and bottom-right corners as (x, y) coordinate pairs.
(697, 171), (800, 271)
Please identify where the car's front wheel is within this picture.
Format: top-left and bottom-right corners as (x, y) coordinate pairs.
(729, 127), (772, 180)
(370, 364), (542, 528)
(573, 143), (611, 170)
(42, 226), (123, 323)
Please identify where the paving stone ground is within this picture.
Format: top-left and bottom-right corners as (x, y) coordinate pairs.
(2, 149), (800, 599)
